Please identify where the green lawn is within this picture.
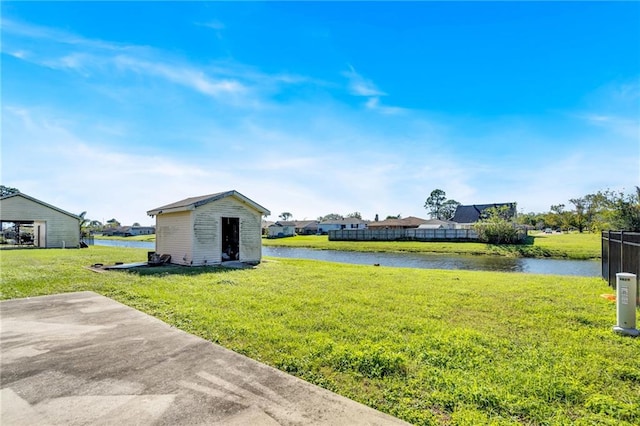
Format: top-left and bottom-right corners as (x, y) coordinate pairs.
(1, 246), (636, 425)
(262, 232), (601, 260)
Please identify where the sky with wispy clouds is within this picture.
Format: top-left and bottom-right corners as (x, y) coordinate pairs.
(2, 2), (639, 225)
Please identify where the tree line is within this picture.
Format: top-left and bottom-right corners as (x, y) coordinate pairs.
(516, 187), (640, 232)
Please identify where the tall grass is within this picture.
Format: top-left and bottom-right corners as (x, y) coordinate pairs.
(1, 247), (637, 425)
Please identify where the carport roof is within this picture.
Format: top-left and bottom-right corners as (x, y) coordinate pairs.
(147, 190), (270, 217)
(0, 192), (81, 220)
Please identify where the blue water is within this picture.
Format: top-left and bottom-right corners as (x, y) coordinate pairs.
(94, 239), (156, 249)
(93, 239), (600, 277)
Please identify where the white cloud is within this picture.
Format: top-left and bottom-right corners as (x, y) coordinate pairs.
(2, 17), (313, 108)
(343, 65), (385, 97)
(364, 97), (406, 115)
(343, 65), (407, 115)
(196, 20), (226, 31)
(113, 55), (247, 98)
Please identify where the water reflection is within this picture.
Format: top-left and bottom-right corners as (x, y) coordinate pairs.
(262, 247), (600, 277)
(94, 239), (155, 249)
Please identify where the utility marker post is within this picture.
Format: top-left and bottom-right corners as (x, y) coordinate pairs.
(613, 273), (639, 337)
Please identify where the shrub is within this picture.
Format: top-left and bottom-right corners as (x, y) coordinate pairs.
(474, 221), (521, 244)
(474, 206), (525, 244)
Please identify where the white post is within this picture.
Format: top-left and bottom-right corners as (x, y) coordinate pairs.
(613, 273), (639, 337)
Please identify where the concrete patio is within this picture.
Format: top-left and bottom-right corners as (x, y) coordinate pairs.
(0, 291), (408, 425)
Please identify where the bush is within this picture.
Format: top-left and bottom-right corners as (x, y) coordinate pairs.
(474, 221), (521, 244)
(474, 205), (524, 244)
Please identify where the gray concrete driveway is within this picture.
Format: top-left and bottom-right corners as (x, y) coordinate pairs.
(1, 292), (408, 425)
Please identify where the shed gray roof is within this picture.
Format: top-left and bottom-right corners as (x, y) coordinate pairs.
(147, 190), (270, 216)
(0, 192), (81, 220)
(272, 221), (297, 227)
(451, 203), (516, 223)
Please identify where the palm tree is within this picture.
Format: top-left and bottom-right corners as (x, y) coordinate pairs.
(78, 211), (90, 239)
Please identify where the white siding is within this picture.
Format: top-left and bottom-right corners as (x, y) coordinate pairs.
(155, 211), (193, 265)
(239, 205), (263, 264)
(191, 197), (263, 266)
(192, 204), (219, 265)
(267, 225), (295, 238)
(0, 196), (79, 248)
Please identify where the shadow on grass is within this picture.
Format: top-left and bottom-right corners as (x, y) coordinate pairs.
(522, 235), (535, 245)
(123, 264), (254, 277)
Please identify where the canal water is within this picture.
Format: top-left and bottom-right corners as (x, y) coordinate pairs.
(94, 239), (600, 277)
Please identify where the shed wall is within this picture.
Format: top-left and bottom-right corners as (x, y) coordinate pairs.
(155, 211), (193, 265)
(191, 197), (263, 265)
(0, 196), (79, 248)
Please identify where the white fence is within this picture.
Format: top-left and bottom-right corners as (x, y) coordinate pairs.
(328, 228), (479, 242)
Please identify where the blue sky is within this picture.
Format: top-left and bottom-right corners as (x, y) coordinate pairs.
(2, 2), (639, 225)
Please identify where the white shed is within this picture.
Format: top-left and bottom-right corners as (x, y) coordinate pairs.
(147, 190), (270, 266)
(267, 221), (296, 238)
(0, 193), (80, 248)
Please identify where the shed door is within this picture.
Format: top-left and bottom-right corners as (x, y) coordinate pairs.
(221, 217), (239, 261)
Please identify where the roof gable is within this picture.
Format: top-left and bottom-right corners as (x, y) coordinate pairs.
(273, 221), (296, 227)
(147, 190), (270, 216)
(0, 193), (81, 220)
(451, 203), (516, 223)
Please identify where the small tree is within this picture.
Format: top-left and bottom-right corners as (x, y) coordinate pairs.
(279, 212), (293, 221)
(424, 189), (460, 220)
(88, 220), (103, 234)
(0, 185), (20, 197)
(610, 186), (640, 231)
(78, 211), (89, 238)
(440, 199), (461, 220)
(105, 218), (120, 229)
(474, 206), (521, 244)
(424, 189), (446, 219)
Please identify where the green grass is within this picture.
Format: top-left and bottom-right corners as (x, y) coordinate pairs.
(1, 247), (637, 425)
(262, 233), (601, 260)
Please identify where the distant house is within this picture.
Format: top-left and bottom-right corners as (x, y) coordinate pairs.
(293, 220), (319, 235)
(267, 221), (296, 238)
(147, 190), (270, 266)
(317, 217), (368, 234)
(367, 216), (429, 230)
(0, 192), (80, 248)
(101, 226), (128, 237)
(451, 203), (517, 225)
(128, 226), (155, 236)
(417, 219), (457, 229)
(102, 225), (155, 237)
